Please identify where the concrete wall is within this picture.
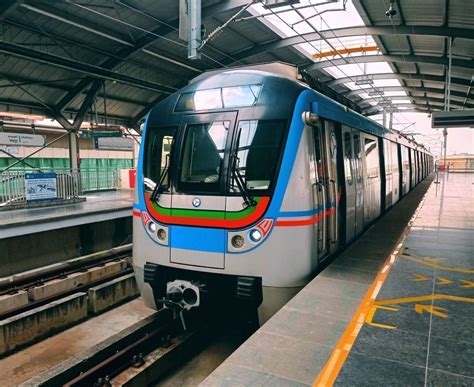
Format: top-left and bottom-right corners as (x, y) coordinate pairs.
(0, 217), (132, 277)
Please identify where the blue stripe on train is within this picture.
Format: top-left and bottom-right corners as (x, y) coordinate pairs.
(278, 201), (336, 218)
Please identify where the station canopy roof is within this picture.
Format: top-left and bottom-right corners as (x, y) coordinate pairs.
(0, 0), (472, 131)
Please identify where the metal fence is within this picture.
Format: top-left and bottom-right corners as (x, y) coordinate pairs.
(0, 168), (120, 207)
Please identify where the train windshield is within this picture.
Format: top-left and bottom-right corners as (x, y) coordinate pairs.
(230, 120), (286, 192)
(177, 120), (230, 193)
(144, 119), (286, 195)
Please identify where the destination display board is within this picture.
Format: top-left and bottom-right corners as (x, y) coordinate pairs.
(25, 173), (57, 201)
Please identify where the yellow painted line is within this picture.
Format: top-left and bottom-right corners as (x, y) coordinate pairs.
(375, 294), (474, 306)
(313, 187), (433, 386)
(313, 243), (396, 386)
(365, 305), (399, 330)
(435, 277), (453, 285)
(414, 304), (448, 318)
(412, 273), (429, 282)
(460, 280), (474, 288)
(401, 254), (474, 274)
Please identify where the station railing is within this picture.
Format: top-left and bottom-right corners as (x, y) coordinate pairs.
(0, 168), (120, 208)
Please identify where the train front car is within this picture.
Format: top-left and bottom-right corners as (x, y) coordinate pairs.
(133, 65), (320, 322)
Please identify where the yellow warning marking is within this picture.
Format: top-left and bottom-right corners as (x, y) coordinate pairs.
(414, 304), (448, 318)
(424, 257), (444, 264)
(401, 254), (474, 274)
(375, 294), (474, 306)
(460, 280), (474, 288)
(435, 277), (453, 285)
(412, 273), (429, 282)
(365, 305), (399, 330)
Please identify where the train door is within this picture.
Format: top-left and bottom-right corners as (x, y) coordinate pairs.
(353, 132), (364, 236)
(324, 121), (339, 254)
(361, 133), (381, 226)
(391, 141), (400, 205)
(383, 139), (393, 209)
(312, 122), (330, 261)
(342, 126), (356, 243)
(409, 148), (415, 189)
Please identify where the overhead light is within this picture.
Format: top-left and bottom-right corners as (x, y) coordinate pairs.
(355, 76), (374, 85)
(385, 0), (397, 18)
(368, 88), (384, 96)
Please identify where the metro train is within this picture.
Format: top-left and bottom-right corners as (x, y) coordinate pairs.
(132, 63), (433, 323)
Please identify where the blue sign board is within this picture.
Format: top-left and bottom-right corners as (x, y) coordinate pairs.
(25, 173), (58, 201)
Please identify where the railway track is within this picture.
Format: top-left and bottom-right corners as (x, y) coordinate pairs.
(0, 244), (133, 320)
(36, 309), (206, 387)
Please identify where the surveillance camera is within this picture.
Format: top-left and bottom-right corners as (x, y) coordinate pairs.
(385, 3), (397, 17)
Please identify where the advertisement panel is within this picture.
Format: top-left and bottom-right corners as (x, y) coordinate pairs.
(25, 173), (57, 201)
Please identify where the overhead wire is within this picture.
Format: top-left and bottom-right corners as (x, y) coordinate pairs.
(262, 1), (399, 120)
(70, 0), (248, 68)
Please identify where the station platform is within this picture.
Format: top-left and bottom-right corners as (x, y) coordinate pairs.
(203, 173), (474, 386)
(0, 190), (134, 277)
(0, 190), (133, 239)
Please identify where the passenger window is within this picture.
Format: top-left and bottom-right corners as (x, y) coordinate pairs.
(364, 138), (379, 179)
(344, 132), (353, 185)
(353, 133), (362, 182)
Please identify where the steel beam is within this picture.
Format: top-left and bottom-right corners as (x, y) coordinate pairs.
(55, 0), (248, 111)
(0, 72), (148, 107)
(20, 3), (134, 46)
(0, 97), (131, 127)
(71, 80), (102, 130)
(345, 86), (473, 102)
(305, 54), (474, 72)
(328, 72), (473, 89)
(0, 41), (177, 94)
(359, 96), (474, 109)
(0, 0), (22, 19)
(225, 25), (474, 64)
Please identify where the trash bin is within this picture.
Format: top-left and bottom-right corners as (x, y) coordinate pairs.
(128, 169), (136, 189)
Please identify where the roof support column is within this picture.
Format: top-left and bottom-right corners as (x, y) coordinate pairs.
(443, 37), (453, 169)
(68, 131), (80, 171)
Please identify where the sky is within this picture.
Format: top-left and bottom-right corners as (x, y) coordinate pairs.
(250, 0), (473, 157)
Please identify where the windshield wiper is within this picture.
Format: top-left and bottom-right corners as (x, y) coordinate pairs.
(150, 154), (170, 202)
(231, 154), (256, 207)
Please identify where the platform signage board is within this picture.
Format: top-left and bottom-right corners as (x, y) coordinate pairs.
(25, 173), (57, 201)
(95, 137), (134, 150)
(0, 132), (45, 147)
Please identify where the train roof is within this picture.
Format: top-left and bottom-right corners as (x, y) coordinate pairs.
(186, 63), (430, 154)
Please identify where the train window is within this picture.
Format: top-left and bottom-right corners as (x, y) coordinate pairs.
(223, 85), (261, 108)
(364, 138), (379, 178)
(344, 132), (353, 185)
(230, 120), (285, 191)
(175, 85), (262, 112)
(353, 133), (362, 182)
(178, 121), (230, 192)
(143, 127), (176, 191)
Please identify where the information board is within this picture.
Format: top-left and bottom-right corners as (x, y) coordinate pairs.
(0, 132), (45, 146)
(25, 173), (57, 201)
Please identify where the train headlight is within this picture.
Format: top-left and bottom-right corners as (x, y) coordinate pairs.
(148, 222), (158, 234)
(231, 235), (245, 249)
(157, 228), (167, 241)
(249, 229), (262, 243)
